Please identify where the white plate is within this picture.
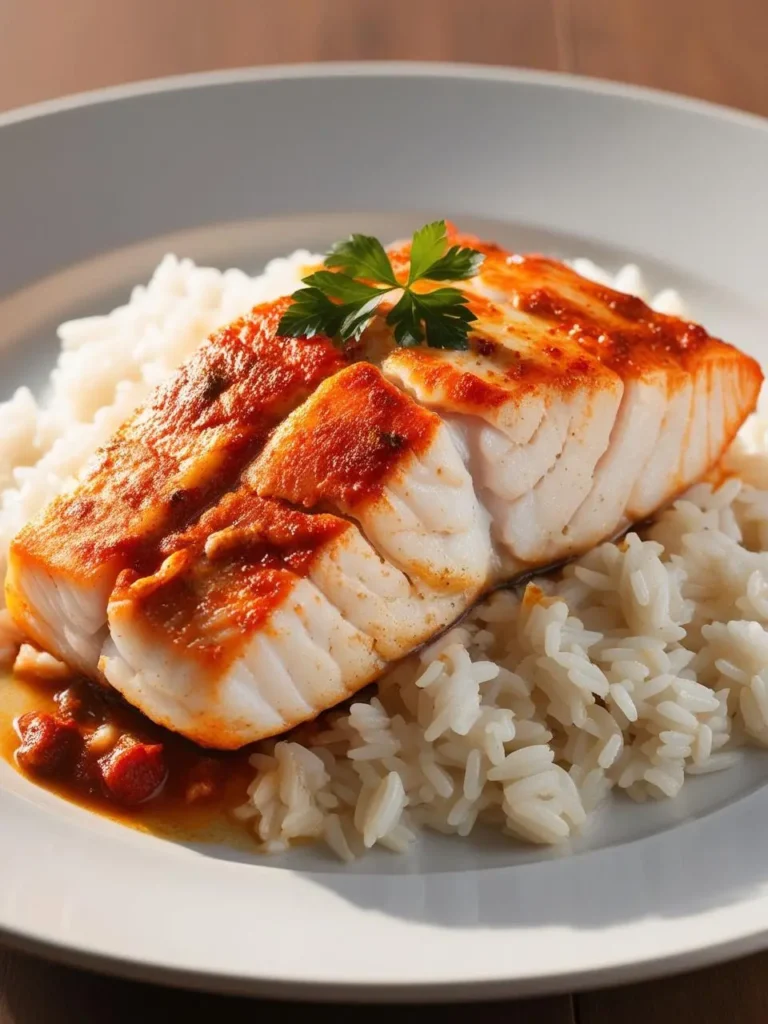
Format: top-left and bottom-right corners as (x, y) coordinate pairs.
(1, 63), (768, 1002)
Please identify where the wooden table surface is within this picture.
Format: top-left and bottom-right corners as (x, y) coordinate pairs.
(1, 1), (767, 1020)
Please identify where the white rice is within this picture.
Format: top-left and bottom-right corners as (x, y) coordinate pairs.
(1, 248), (766, 860)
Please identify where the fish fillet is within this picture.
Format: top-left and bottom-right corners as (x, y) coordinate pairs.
(102, 490), (472, 747)
(7, 234), (763, 747)
(247, 362), (493, 593)
(6, 300), (345, 673)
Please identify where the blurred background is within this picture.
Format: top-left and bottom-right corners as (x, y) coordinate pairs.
(0, 0), (766, 116)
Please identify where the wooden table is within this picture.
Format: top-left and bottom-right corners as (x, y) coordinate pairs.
(1, 1), (767, 1020)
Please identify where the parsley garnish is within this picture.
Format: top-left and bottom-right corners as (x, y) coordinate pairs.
(277, 220), (484, 350)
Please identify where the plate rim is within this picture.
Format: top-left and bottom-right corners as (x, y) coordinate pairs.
(2, 61), (768, 1002)
(1, 60), (767, 135)
(0, 913), (764, 1004)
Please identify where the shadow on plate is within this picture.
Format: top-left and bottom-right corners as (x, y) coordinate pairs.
(179, 749), (768, 933)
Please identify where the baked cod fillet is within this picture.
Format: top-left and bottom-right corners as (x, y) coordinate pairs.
(101, 370), (490, 747)
(6, 300), (345, 674)
(384, 235), (762, 563)
(6, 233), (762, 748)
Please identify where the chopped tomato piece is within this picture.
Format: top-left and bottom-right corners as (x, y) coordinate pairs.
(15, 712), (82, 776)
(97, 737), (167, 805)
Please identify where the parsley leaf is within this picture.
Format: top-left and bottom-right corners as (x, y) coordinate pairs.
(276, 287), (351, 344)
(302, 270), (385, 305)
(418, 244), (486, 282)
(387, 288), (475, 350)
(408, 223), (485, 283)
(325, 233), (398, 287)
(340, 293), (390, 342)
(277, 220), (485, 351)
(407, 221), (451, 283)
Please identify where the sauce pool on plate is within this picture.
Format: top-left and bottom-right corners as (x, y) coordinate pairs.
(0, 668), (257, 847)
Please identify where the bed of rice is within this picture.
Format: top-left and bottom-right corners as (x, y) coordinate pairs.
(1, 248), (767, 862)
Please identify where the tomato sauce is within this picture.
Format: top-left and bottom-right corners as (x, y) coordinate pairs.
(249, 361), (441, 511)
(0, 669), (256, 845)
